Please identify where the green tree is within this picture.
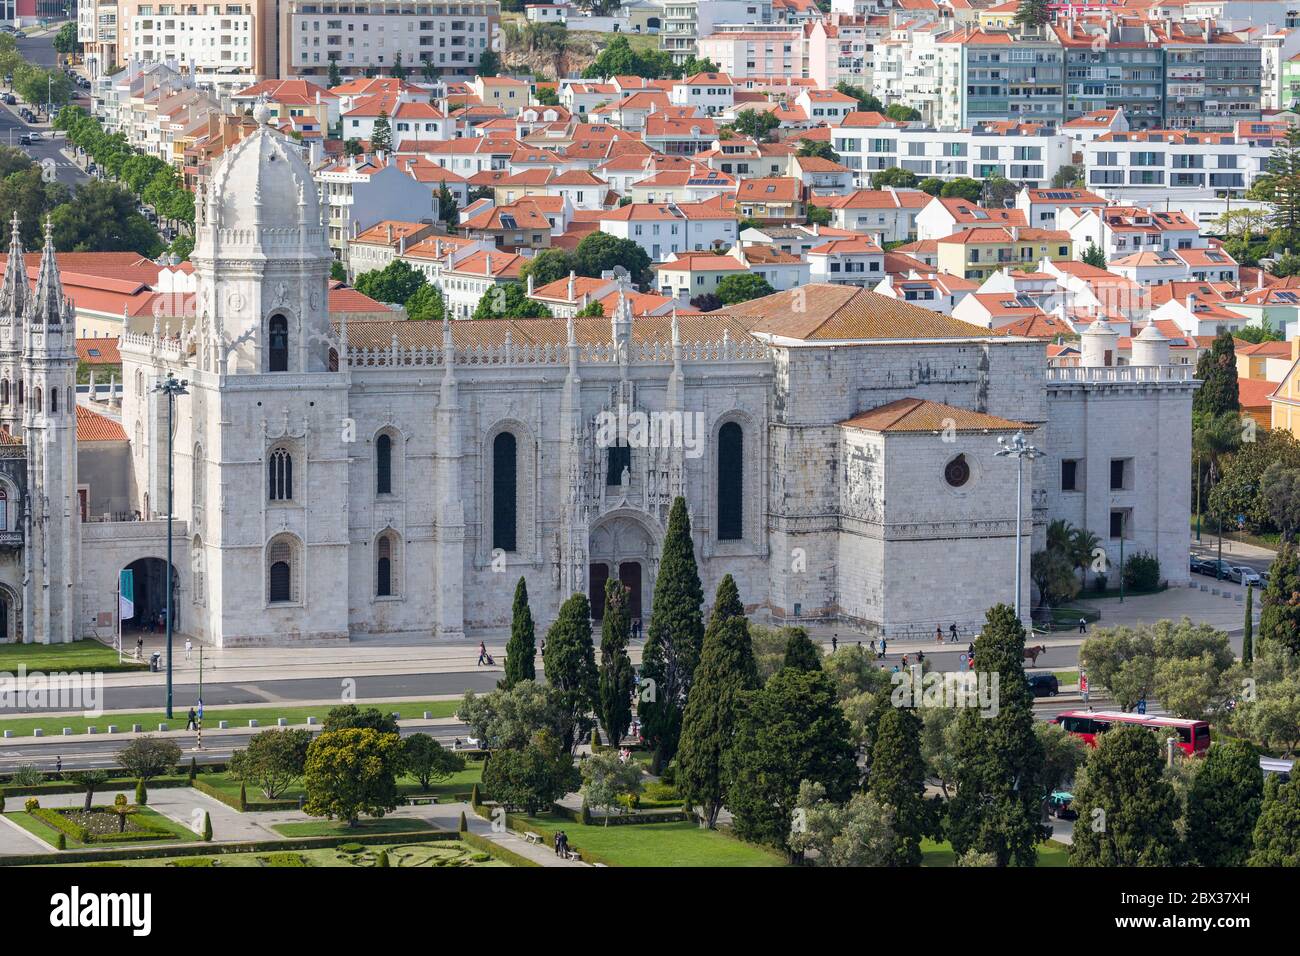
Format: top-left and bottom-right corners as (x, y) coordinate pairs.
(1193, 330), (1240, 417)
(478, 49), (502, 78)
(330, 260), (347, 283)
(229, 728), (312, 799)
(303, 728), (404, 826)
(938, 177), (982, 202)
(579, 750), (643, 823)
(725, 665), (858, 855)
(677, 574), (759, 827)
(715, 273), (775, 305)
(436, 180), (459, 230)
(1187, 738), (1263, 866)
(1051, 165), (1083, 188)
(1259, 542), (1300, 655)
(329, 60), (342, 88)
(457, 680), (571, 750)
(883, 103), (921, 122)
(575, 231), (654, 287)
(807, 204), (832, 227)
(400, 733), (466, 791)
(471, 281), (553, 319)
(481, 730), (579, 814)
(403, 282), (445, 321)
(732, 109), (781, 141)
(502, 577), (537, 689)
(322, 704), (400, 736)
(64, 770), (110, 812)
(868, 706), (933, 866)
(1078, 625), (1156, 711)
(1261, 459), (1300, 540)
(53, 22), (81, 57)
(782, 627), (822, 672)
(1069, 725), (1184, 866)
(1081, 241), (1107, 269)
(947, 604), (1048, 865)
(1244, 584), (1255, 663)
(50, 181), (163, 257)
(981, 176), (1018, 209)
(796, 138), (840, 162)
(788, 780), (897, 866)
(519, 247), (576, 287)
(1249, 772), (1300, 865)
(354, 259), (426, 305)
(392, 52), (407, 80)
(576, 300), (604, 317)
(872, 167), (918, 190)
(834, 82), (882, 114)
(1014, 0), (1052, 27)
(534, 86), (560, 106)
(640, 497), (705, 772)
(370, 110), (393, 153)
(115, 736), (182, 782)
(543, 592), (599, 752)
(597, 577), (635, 748)
(1265, 127), (1300, 239)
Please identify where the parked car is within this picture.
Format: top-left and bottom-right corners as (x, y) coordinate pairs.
(1190, 556), (1220, 576)
(1027, 672), (1060, 698)
(18, 134), (30, 146)
(1048, 791), (1078, 819)
(1229, 566), (1263, 587)
(1195, 558), (1233, 579)
(2, 94), (14, 106)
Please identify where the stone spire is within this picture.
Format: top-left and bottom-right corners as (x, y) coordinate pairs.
(0, 212), (27, 320)
(27, 217), (70, 326)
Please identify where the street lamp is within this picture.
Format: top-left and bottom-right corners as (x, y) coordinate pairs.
(152, 373), (188, 719)
(995, 430), (1042, 623)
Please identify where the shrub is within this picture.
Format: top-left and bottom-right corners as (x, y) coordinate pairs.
(581, 799), (592, 825)
(590, 727), (601, 750)
(238, 782), (247, 811)
(13, 766), (44, 787)
(24, 797), (39, 812)
(659, 762), (677, 786)
(260, 852), (307, 867)
(470, 783), (481, 807)
(188, 758), (197, 783)
(338, 842), (365, 854)
(170, 857), (216, 867)
(1094, 573), (1108, 593)
(56, 832), (66, 850)
(642, 781), (679, 802)
(201, 811), (212, 842)
(457, 811), (468, 832)
(135, 780), (148, 806)
(376, 850), (390, 868)
(1123, 552), (1161, 592)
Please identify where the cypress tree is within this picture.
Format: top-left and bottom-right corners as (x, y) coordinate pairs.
(1193, 330), (1240, 418)
(502, 577), (537, 689)
(56, 832), (66, 850)
(947, 604), (1048, 866)
(724, 666), (857, 855)
(1014, 0), (1051, 27)
(1243, 584), (1254, 663)
(470, 783), (481, 807)
(1249, 772), (1300, 866)
(135, 779), (147, 806)
(1069, 725), (1183, 866)
(782, 626), (822, 672)
(640, 496), (704, 771)
(543, 592), (598, 752)
(376, 850), (390, 867)
(188, 756), (197, 783)
(458, 810), (468, 832)
(202, 811), (212, 842)
(238, 782), (247, 811)
(1188, 738), (1263, 866)
(677, 575), (759, 828)
(869, 706), (933, 866)
(597, 578), (634, 749)
(1259, 543), (1300, 655)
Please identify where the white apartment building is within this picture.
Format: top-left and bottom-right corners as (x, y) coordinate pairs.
(280, 0), (500, 80)
(870, 21), (957, 128)
(662, 0), (773, 65)
(830, 122), (1071, 190)
(120, 2), (265, 92)
(697, 27), (804, 80)
(1082, 129), (1273, 200)
(315, 154), (440, 258)
(599, 202), (738, 262)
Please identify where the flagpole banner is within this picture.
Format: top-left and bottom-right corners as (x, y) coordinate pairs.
(119, 569), (134, 621)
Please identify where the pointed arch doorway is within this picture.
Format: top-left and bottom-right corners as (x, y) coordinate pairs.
(588, 511), (658, 625)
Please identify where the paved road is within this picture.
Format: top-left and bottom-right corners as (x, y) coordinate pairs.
(15, 33), (59, 70)
(0, 104), (87, 187)
(0, 721), (476, 772)
(0, 668), (503, 714)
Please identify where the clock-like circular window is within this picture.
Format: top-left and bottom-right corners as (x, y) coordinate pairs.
(945, 454), (971, 488)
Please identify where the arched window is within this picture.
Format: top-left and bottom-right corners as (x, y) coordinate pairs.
(492, 432), (517, 553)
(32, 387), (41, 412)
(135, 370), (143, 399)
(0, 487), (7, 531)
(328, 348), (339, 372)
(268, 447), (293, 501)
(50, 388), (57, 413)
(376, 533), (394, 597)
(268, 313), (289, 372)
(267, 536), (298, 603)
(1, 379), (8, 405)
(192, 535), (205, 605)
(717, 421), (743, 541)
(16, 380), (21, 405)
(606, 442), (631, 486)
(376, 433), (392, 495)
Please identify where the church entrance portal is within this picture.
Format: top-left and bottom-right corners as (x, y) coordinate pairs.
(588, 514), (656, 625)
(121, 558), (180, 633)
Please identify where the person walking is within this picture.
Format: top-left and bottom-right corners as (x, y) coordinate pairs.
(186, 707), (197, 731)
(831, 635), (838, 653)
(476, 641), (487, 666)
(935, 625), (943, 645)
(184, 638), (193, 662)
(136, 636), (144, 660)
(1080, 670), (1091, 711)
(1078, 617), (1087, 635)
(949, 623), (958, 643)
(55, 755), (62, 775)
(880, 637), (887, 659)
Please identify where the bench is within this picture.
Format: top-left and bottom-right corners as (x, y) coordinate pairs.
(562, 849), (581, 861)
(408, 797), (435, 806)
(523, 832), (543, 845)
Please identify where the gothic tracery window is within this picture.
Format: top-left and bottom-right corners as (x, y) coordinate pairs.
(717, 421), (743, 541)
(493, 432), (517, 553)
(267, 535), (299, 604)
(376, 433), (392, 495)
(268, 313), (289, 373)
(268, 447), (293, 501)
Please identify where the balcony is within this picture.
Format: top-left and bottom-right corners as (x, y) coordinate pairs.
(0, 529), (21, 549)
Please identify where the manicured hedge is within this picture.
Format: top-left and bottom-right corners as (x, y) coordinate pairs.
(459, 830), (540, 868)
(1, 776), (191, 798)
(30, 806), (174, 845)
(0, 829), (455, 867)
(191, 777), (298, 813)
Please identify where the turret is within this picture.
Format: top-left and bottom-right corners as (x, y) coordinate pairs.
(1080, 316), (1119, 368)
(1131, 321), (1170, 367)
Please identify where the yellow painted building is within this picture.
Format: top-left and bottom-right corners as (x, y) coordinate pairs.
(935, 227), (1073, 282)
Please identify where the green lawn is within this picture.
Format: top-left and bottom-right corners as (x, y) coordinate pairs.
(201, 763), (482, 808)
(271, 817), (440, 838)
(0, 639), (147, 674)
(0, 699), (460, 738)
(921, 837), (1070, 867)
(44, 840), (505, 867)
(518, 815), (786, 867)
(5, 806), (202, 849)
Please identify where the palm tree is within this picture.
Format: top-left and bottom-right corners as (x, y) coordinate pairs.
(1070, 527), (1102, 587)
(1046, 519), (1075, 556)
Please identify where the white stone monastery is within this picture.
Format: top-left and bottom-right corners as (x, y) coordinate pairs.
(0, 111), (1197, 645)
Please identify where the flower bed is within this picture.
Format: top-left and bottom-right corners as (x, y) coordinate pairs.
(31, 806), (175, 845)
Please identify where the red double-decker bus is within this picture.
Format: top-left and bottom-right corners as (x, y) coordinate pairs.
(1053, 711), (1211, 756)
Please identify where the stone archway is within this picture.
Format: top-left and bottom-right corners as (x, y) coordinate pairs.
(121, 557), (182, 633)
(588, 511), (660, 625)
(0, 583), (19, 642)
